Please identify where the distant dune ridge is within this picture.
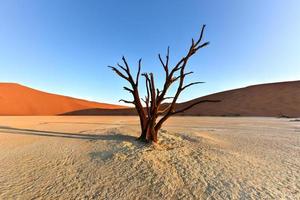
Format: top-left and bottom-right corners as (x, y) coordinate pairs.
(0, 83), (125, 115)
(1, 81), (300, 117)
(176, 80), (300, 117)
(64, 81), (300, 117)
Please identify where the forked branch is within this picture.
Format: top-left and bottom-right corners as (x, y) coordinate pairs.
(172, 100), (221, 115)
(155, 25), (213, 131)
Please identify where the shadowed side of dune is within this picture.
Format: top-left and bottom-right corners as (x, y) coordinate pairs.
(62, 108), (138, 116)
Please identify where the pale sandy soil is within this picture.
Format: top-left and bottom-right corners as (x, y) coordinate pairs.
(0, 116), (299, 199)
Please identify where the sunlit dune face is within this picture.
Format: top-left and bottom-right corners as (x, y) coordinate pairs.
(0, 83), (126, 115)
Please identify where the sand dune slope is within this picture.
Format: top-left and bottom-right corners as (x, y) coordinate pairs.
(65, 81), (300, 117)
(0, 116), (299, 199)
(2, 81), (300, 117)
(0, 83), (125, 115)
(178, 80), (300, 117)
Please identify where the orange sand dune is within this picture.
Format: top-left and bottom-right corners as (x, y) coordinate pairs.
(177, 80), (300, 117)
(64, 81), (300, 117)
(0, 83), (126, 115)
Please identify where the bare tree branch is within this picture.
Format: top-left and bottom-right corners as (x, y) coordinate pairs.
(157, 104), (172, 115)
(182, 81), (205, 91)
(136, 59), (142, 86)
(166, 46), (170, 69)
(110, 57), (147, 137)
(163, 97), (174, 100)
(184, 71), (194, 77)
(119, 99), (135, 104)
(158, 54), (166, 68)
(155, 25), (211, 132)
(195, 42), (210, 52)
(122, 56), (130, 71)
(117, 63), (127, 72)
(172, 100), (221, 115)
(123, 86), (133, 93)
(108, 66), (128, 81)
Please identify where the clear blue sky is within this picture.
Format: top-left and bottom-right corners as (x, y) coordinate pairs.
(0, 0), (299, 105)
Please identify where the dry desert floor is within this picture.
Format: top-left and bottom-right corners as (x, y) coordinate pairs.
(0, 116), (299, 199)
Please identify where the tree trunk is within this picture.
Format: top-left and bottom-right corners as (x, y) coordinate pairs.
(138, 119), (158, 143)
(138, 129), (147, 141)
(152, 130), (158, 143)
(143, 128), (158, 143)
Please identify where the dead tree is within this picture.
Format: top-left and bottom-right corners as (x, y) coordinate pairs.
(109, 25), (219, 143)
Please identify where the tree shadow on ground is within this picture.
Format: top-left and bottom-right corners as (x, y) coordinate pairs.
(0, 126), (136, 142)
(39, 121), (137, 126)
